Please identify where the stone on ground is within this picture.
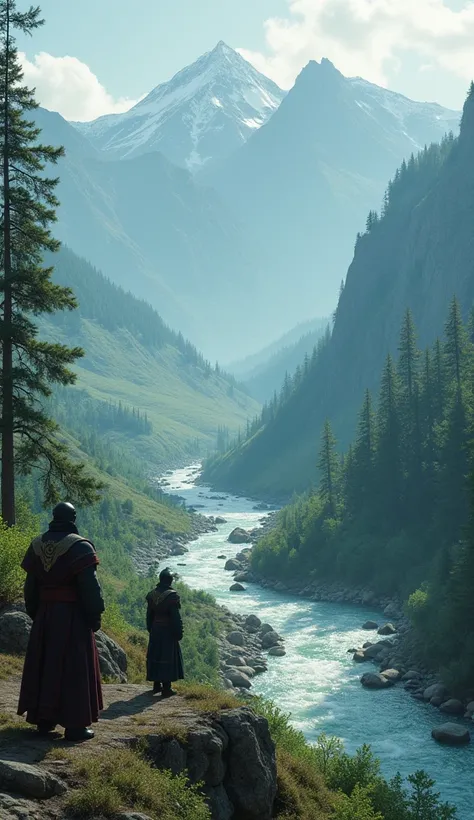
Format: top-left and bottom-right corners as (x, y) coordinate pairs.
(0, 759), (67, 799)
(226, 631), (245, 647)
(377, 623), (397, 635)
(0, 608), (31, 654)
(228, 528), (251, 544)
(439, 699), (464, 716)
(361, 672), (394, 689)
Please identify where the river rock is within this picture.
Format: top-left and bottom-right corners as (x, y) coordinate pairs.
(225, 668), (252, 689)
(215, 517), (227, 525)
(234, 572), (250, 583)
(235, 551), (251, 563)
(268, 646), (286, 657)
(363, 644), (385, 659)
(432, 723), (471, 746)
(423, 684), (447, 702)
(245, 614), (262, 629)
(230, 583), (246, 592)
(381, 669), (402, 683)
(384, 603), (401, 619)
(362, 621), (379, 630)
(361, 672), (394, 689)
(224, 559), (241, 571)
(465, 702), (474, 719)
(261, 631), (281, 649)
(353, 651), (367, 663)
(226, 631), (245, 647)
(259, 624), (274, 636)
(228, 528), (251, 544)
(0, 760), (67, 799)
(439, 699), (464, 716)
(377, 623), (397, 635)
(218, 555), (227, 559)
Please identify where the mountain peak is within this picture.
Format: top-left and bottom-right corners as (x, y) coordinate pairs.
(75, 43), (285, 172)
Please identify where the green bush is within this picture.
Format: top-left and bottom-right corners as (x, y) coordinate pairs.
(0, 518), (35, 606)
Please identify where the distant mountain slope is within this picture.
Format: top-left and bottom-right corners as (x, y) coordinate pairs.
(46, 247), (260, 467)
(204, 59), (460, 322)
(202, 85), (473, 499)
(35, 107), (266, 361)
(74, 42), (285, 172)
(231, 318), (329, 403)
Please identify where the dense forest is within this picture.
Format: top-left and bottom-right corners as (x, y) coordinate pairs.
(252, 301), (474, 691)
(202, 89), (474, 499)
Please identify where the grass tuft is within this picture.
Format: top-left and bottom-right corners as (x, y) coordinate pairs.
(65, 747), (210, 819)
(0, 653), (25, 681)
(176, 682), (240, 712)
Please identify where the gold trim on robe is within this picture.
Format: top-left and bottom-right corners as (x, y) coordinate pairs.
(147, 588), (175, 609)
(31, 534), (86, 573)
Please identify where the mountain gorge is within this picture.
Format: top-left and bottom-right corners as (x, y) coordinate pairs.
(203, 87), (474, 500)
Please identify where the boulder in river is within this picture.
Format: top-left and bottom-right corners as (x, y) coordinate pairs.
(353, 651), (367, 663)
(268, 646), (286, 657)
(215, 517), (227, 524)
(381, 669), (402, 683)
(439, 699), (464, 716)
(228, 528), (251, 544)
(217, 555), (227, 560)
(432, 723), (471, 746)
(402, 670), (421, 682)
(230, 583), (246, 592)
(259, 624), (274, 636)
(362, 621), (379, 630)
(377, 623), (397, 635)
(261, 631), (282, 649)
(361, 672), (394, 689)
(225, 559), (242, 571)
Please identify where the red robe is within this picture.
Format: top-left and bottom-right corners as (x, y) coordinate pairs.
(18, 531), (103, 728)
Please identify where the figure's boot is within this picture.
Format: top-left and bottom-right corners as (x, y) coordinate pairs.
(153, 681), (162, 695)
(37, 721), (56, 736)
(64, 727), (95, 742)
(161, 682), (177, 699)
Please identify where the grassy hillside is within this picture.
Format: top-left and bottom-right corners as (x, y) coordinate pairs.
(45, 247), (260, 469)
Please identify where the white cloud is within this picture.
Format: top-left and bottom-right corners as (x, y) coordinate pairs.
(238, 0), (474, 95)
(19, 52), (139, 121)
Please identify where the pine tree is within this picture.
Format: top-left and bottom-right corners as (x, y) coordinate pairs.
(0, 1), (100, 524)
(350, 389), (375, 514)
(398, 308), (419, 404)
(375, 354), (401, 527)
(444, 296), (468, 394)
(317, 419), (339, 517)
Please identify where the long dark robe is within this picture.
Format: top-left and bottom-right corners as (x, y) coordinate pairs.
(146, 585), (184, 683)
(18, 523), (104, 729)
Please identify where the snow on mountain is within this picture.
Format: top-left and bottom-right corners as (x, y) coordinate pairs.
(75, 42), (285, 172)
(349, 76), (459, 150)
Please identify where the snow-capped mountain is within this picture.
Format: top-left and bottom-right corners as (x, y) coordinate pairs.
(75, 41), (285, 171)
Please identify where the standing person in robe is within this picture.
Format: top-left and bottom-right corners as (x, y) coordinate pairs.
(146, 567), (184, 697)
(18, 502), (104, 742)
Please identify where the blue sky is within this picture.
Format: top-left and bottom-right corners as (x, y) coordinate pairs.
(16, 0), (474, 121)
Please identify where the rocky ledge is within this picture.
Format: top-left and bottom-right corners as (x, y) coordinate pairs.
(0, 680), (277, 820)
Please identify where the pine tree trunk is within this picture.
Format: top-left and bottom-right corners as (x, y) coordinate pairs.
(1, 3), (15, 526)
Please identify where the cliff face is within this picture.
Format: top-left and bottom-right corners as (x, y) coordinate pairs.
(0, 681), (277, 820)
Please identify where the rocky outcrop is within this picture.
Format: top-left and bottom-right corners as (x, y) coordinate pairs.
(145, 705), (277, 820)
(361, 672), (394, 689)
(217, 610), (284, 692)
(95, 630), (128, 683)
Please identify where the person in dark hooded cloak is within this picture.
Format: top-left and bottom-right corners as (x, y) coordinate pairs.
(146, 567), (184, 697)
(17, 502), (104, 742)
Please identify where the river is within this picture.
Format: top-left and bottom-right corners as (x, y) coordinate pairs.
(162, 465), (474, 818)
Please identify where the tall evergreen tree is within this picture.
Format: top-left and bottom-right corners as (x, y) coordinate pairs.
(398, 308), (419, 404)
(317, 419), (339, 517)
(444, 296), (468, 394)
(376, 354), (401, 527)
(348, 389), (375, 515)
(0, 1), (100, 524)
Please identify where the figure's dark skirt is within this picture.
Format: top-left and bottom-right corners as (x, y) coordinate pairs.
(18, 602), (103, 728)
(147, 625), (184, 682)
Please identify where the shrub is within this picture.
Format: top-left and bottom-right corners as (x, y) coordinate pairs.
(0, 518), (35, 606)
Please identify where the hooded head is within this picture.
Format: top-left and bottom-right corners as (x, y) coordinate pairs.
(52, 502), (77, 524)
(159, 567), (174, 588)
